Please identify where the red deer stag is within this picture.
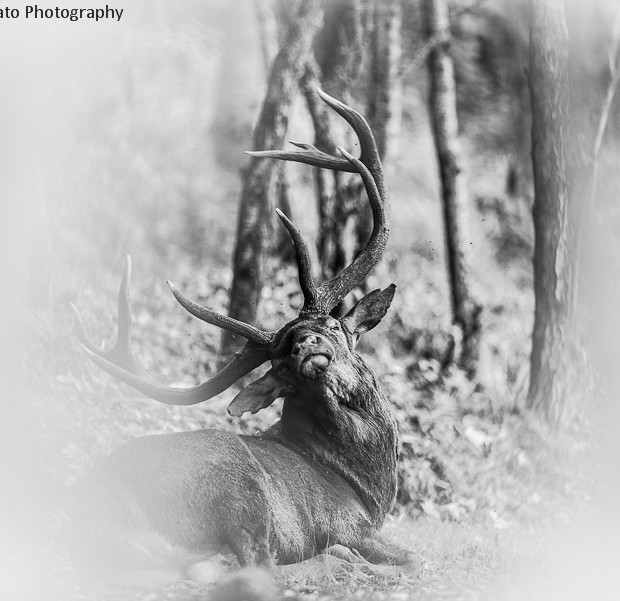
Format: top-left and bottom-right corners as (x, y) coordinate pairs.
(71, 90), (414, 585)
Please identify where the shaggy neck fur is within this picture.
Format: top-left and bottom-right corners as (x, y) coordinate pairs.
(269, 354), (399, 527)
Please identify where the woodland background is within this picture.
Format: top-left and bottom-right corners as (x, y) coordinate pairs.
(1, 0), (620, 599)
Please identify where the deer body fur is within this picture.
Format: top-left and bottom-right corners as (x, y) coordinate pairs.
(73, 307), (412, 584)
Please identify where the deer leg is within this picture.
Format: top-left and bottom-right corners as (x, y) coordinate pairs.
(322, 544), (370, 564)
(354, 535), (417, 568)
(227, 523), (274, 568)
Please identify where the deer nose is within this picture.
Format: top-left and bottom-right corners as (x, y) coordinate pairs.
(291, 333), (322, 355)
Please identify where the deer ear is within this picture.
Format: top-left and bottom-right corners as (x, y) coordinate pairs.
(341, 284), (396, 341)
(227, 370), (284, 417)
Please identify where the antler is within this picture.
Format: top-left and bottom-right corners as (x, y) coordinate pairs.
(71, 256), (272, 405)
(248, 89), (390, 314)
(74, 92), (386, 404)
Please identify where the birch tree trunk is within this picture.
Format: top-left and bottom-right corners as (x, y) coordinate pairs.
(527, 0), (574, 423)
(423, 0), (482, 375)
(223, 0), (323, 358)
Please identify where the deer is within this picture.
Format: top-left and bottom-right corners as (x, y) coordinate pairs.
(71, 90), (415, 586)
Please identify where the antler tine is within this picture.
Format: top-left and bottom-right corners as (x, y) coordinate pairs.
(80, 341), (269, 405)
(249, 89), (389, 314)
(247, 89), (384, 192)
(71, 255), (146, 376)
(74, 257), (271, 405)
(115, 254), (132, 351)
(247, 142), (354, 173)
(315, 147), (389, 311)
(315, 88), (385, 199)
(167, 282), (273, 345)
(275, 208), (318, 312)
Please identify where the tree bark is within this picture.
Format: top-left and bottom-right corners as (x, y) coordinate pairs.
(223, 0), (323, 358)
(527, 0), (573, 423)
(356, 0), (403, 276)
(300, 1), (364, 288)
(366, 0), (402, 162)
(300, 58), (349, 281)
(254, 0), (296, 262)
(423, 0), (482, 375)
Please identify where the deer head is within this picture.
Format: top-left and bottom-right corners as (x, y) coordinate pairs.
(71, 89), (392, 418)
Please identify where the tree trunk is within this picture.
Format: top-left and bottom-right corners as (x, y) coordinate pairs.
(273, 159), (295, 263)
(422, 0), (482, 375)
(313, 0), (364, 93)
(356, 0), (403, 277)
(301, 1), (364, 289)
(527, 0), (573, 423)
(223, 0), (323, 358)
(366, 0), (402, 162)
(300, 58), (348, 281)
(254, 0), (296, 263)
(254, 0), (279, 75)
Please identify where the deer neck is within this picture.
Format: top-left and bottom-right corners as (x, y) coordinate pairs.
(275, 377), (399, 527)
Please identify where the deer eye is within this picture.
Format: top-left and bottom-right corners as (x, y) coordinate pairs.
(328, 321), (341, 332)
(274, 362), (291, 376)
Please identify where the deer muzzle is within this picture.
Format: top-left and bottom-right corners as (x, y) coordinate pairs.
(290, 332), (334, 379)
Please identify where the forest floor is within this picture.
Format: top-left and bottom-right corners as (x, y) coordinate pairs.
(9, 245), (600, 601)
